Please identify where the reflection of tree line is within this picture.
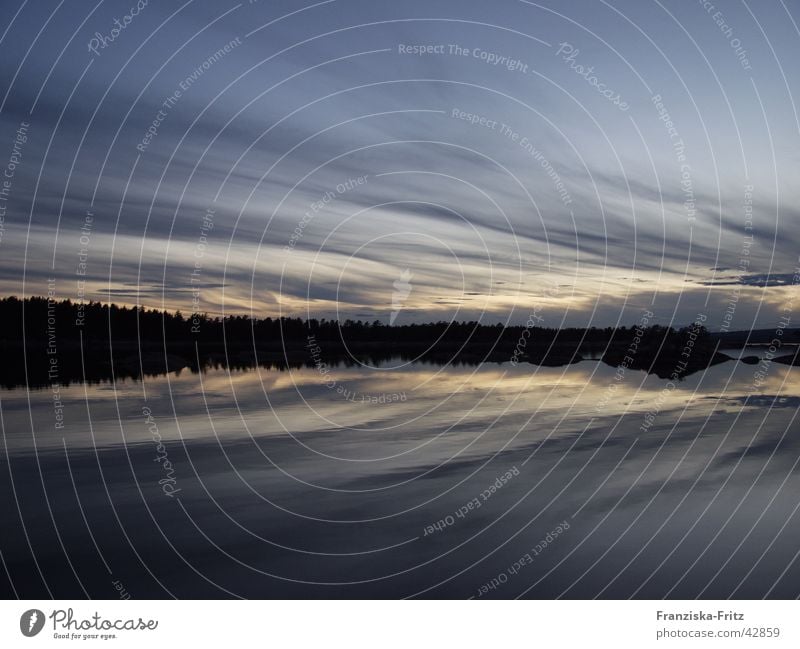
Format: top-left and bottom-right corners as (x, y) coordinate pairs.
(1, 296), (798, 389)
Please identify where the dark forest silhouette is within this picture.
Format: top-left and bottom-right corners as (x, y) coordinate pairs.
(1, 296), (798, 389)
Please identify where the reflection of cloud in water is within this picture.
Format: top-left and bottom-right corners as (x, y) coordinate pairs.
(3, 359), (800, 597)
(708, 394), (800, 409)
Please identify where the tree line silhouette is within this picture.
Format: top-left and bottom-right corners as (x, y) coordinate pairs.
(1, 295), (794, 389)
(0, 295), (711, 349)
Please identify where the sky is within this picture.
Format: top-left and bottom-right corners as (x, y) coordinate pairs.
(0, 0), (798, 329)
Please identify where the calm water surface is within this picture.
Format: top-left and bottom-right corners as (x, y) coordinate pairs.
(1, 356), (799, 598)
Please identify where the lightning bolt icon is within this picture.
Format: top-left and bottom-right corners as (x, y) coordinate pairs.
(28, 611), (38, 632)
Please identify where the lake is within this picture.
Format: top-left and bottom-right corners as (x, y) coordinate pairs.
(1, 354), (799, 598)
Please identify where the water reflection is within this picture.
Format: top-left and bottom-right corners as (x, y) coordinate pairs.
(1, 358), (799, 598)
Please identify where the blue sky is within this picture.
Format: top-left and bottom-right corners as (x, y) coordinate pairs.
(0, 0), (798, 328)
